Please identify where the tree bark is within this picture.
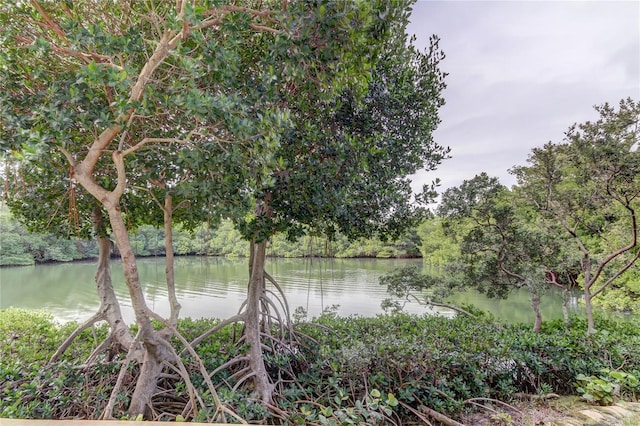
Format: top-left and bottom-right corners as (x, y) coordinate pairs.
(106, 204), (170, 417)
(245, 240), (275, 404)
(530, 291), (542, 333)
(562, 288), (571, 333)
(164, 195), (181, 327)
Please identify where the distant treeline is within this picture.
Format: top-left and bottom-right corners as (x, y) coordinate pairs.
(0, 209), (421, 266)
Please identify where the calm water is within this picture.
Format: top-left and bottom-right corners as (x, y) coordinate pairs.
(0, 256), (591, 324)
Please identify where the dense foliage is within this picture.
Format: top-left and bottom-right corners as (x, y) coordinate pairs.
(1, 309), (639, 423)
(410, 99), (640, 323)
(0, 207), (421, 266)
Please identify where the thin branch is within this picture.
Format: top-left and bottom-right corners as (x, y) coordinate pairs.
(30, 0), (68, 41)
(592, 247), (640, 298)
(121, 136), (191, 157)
(590, 206), (638, 295)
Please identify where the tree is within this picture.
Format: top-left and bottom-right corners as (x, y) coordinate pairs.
(380, 264), (477, 318)
(219, 2), (448, 403)
(436, 173), (573, 332)
(512, 98), (640, 333)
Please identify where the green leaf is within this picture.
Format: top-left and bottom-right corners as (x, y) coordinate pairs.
(386, 392), (398, 407)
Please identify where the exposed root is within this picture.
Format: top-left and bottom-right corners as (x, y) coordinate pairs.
(148, 311), (247, 424)
(49, 311), (106, 364)
(102, 330), (142, 419)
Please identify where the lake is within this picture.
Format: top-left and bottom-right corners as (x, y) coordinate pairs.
(0, 256), (592, 324)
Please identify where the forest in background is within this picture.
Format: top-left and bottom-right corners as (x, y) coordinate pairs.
(0, 206), (422, 265)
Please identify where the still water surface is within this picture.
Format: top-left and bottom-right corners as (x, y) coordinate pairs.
(0, 256), (588, 324)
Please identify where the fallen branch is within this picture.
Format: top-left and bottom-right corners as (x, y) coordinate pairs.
(398, 401), (434, 425)
(463, 397), (523, 416)
(513, 392), (560, 401)
(419, 404), (465, 426)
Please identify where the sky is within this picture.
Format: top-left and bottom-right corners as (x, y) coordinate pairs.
(406, 0), (640, 195)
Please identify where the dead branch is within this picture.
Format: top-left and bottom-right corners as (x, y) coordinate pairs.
(419, 404), (464, 426)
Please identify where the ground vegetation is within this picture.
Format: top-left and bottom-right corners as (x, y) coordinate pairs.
(1, 308), (639, 424)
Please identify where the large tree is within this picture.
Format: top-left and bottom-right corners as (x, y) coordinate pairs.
(223, 5), (448, 404)
(512, 98), (640, 333)
(436, 173), (576, 332)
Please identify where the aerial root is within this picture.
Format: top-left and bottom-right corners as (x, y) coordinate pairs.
(188, 313), (245, 349)
(148, 312), (247, 424)
(209, 355), (251, 379)
(102, 330), (142, 419)
(49, 311), (106, 364)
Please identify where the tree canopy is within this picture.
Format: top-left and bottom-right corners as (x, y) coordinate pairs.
(512, 98), (640, 332)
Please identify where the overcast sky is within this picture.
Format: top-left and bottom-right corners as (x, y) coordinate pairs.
(406, 0), (640, 195)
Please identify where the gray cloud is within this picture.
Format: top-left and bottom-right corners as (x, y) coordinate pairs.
(407, 0), (640, 193)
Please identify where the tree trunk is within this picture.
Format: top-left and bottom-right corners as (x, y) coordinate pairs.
(94, 208), (135, 350)
(106, 205), (169, 417)
(562, 288), (571, 333)
(582, 256), (596, 334)
(128, 338), (168, 417)
(245, 240), (275, 404)
(50, 207), (135, 364)
(584, 289), (595, 334)
(164, 195), (181, 327)
(531, 291), (542, 333)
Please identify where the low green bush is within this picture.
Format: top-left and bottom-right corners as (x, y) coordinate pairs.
(1, 309), (638, 423)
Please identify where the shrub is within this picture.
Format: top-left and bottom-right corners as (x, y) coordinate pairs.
(1, 310), (639, 422)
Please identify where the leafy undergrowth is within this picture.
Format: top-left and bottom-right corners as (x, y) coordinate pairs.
(1, 307), (639, 424)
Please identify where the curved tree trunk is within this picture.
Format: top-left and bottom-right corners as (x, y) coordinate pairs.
(245, 240), (275, 404)
(106, 205), (171, 417)
(50, 207), (135, 363)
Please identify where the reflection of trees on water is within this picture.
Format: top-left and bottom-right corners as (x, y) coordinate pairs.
(3, 257), (629, 325)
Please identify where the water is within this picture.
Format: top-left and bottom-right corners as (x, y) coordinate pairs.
(0, 256), (594, 324)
